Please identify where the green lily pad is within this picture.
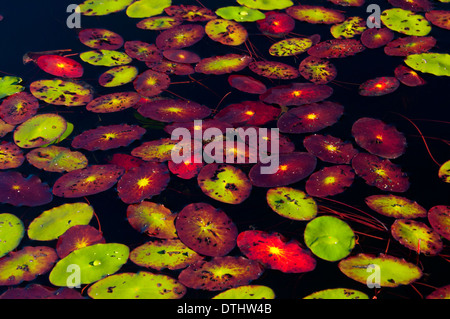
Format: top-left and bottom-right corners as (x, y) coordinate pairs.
(0, 246), (57, 285)
(0, 213), (24, 258)
(304, 216), (355, 261)
(26, 145), (88, 173)
(404, 53), (450, 77)
(98, 65), (139, 87)
(79, 0), (133, 16)
(27, 202), (94, 241)
(205, 19), (248, 46)
(237, 0), (293, 10)
(330, 16), (366, 39)
(40, 122), (73, 148)
(29, 79), (94, 106)
(130, 239), (204, 270)
(0, 76), (24, 100)
(49, 243), (129, 286)
(380, 8), (431, 36)
(269, 37), (313, 57)
(391, 219), (443, 255)
(87, 271), (186, 299)
(215, 6), (265, 22)
(13, 114), (67, 148)
(80, 50), (132, 66)
(303, 288), (369, 299)
(338, 253), (422, 287)
(213, 285), (275, 299)
(126, 0), (172, 19)
(266, 187), (318, 221)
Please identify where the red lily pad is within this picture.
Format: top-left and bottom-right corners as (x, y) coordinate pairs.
(359, 77), (400, 96)
(0, 142), (24, 169)
(365, 194), (428, 218)
(205, 19), (248, 46)
(303, 134), (358, 164)
(249, 61), (299, 80)
(0, 171), (52, 206)
(351, 152), (409, 192)
(165, 5), (217, 22)
(107, 153), (144, 171)
(86, 92), (141, 113)
(175, 202), (238, 257)
(384, 36), (436, 56)
(305, 165), (355, 197)
(137, 98), (211, 123)
(308, 39), (365, 58)
(71, 124), (146, 151)
(162, 49), (200, 64)
(131, 138), (181, 162)
(56, 225), (105, 258)
(256, 11), (295, 37)
(136, 16), (183, 30)
(0, 92), (39, 125)
(277, 101), (344, 134)
(299, 56), (337, 84)
(428, 205), (450, 241)
(52, 164), (125, 198)
(286, 5), (345, 24)
(249, 152), (317, 188)
(0, 246), (57, 286)
(237, 230), (316, 273)
(133, 69), (170, 97)
(394, 65), (426, 87)
(388, 0), (432, 12)
(228, 75), (267, 94)
(178, 256), (264, 291)
(155, 24), (205, 50)
(352, 117), (407, 159)
(168, 153), (204, 180)
(146, 58), (195, 75)
(425, 10), (450, 30)
(214, 101), (280, 126)
(78, 28), (124, 50)
(197, 163), (252, 204)
(26, 146), (88, 173)
(36, 55), (83, 78)
(195, 54), (252, 75)
(360, 28), (395, 49)
(260, 83), (333, 106)
(117, 162), (170, 204)
(127, 201), (177, 238)
(124, 41), (162, 62)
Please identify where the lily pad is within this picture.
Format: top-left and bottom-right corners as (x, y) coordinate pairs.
(78, 28), (124, 50)
(305, 165), (355, 197)
(269, 38), (313, 57)
(237, 0), (293, 10)
(36, 55), (83, 78)
(155, 24), (205, 50)
(136, 16), (182, 30)
(26, 146), (88, 173)
(299, 56), (337, 84)
(286, 5), (345, 24)
(0, 142), (24, 169)
(303, 288), (369, 299)
(304, 216), (356, 261)
(29, 79), (93, 106)
(303, 134), (359, 164)
(80, 50), (132, 67)
(27, 202), (94, 241)
(178, 256), (264, 291)
(391, 219), (443, 255)
(98, 65), (139, 88)
(249, 61), (299, 80)
(195, 54), (252, 75)
(0, 76), (24, 100)
(126, 0), (172, 19)
(0, 213), (24, 258)
(124, 41), (162, 62)
(79, 0), (133, 16)
(404, 53), (450, 77)
(428, 205), (450, 241)
(266, 187), (318, 221)
(380, 8), (431, 36)
(164, 4), (216, 21)
(175, 202), (238, 257)
(213, 285), (275, 299)
(133, 69), (171, 97)
(88, 271), (186, 299)
(330, 16), (366, 39)
(127, 201), (177, 238)
(307, 39), (365, 58)
(131, 138), (180, 162)
(205, 19), (248, 46)
(86, 92), (141, 113)
(338, 253), (422, 287)
(49, 243), (129, 286)
(56, 225), (105, 258)
(215, 6), (265, 22)
(130, 239), (203, 270)
(0, 246), (57, 286)
(365, 194), (427, 218)
(197, 163), (252, 204)
(0, 92), (39, 125)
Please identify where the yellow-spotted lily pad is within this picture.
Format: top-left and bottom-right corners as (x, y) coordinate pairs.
(80, 50), (132, 66)
(266, 187), (318, 221)
(30, 79), (94, 106)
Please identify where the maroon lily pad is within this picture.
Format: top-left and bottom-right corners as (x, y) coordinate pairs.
(175, 202), (238, 257)
(107, 153), (144, 171)
(86, 92), (142, 113)
(164, 5), (217, 22)
(146, 58), (195, 75)
(387, 0), (432, 12)
(0, 284), (83, 299)
(227, 75), (267, 94)
(360, 28), (394, 49)
(277, 101), (344, 134)
(307, 39), (365, 58)
(214, 101), (280, 126)
(117, 162), (170, 204)
(351, 152), (410, 192)
(155, 24), (205, 50)
(0, 141), (25, 169)
(131, 138), (181, 162)
(384, 36), (436, 56)
(137, 98), (211, 123)
(237, 230), (316, 273)
(133, 69), (171, 97)
(249, 61), (299, 80)
(256, 11), (295, 37)
(351, 117), (407, 159)
(394, 65), (426, 87)
(303, 134), (359, 164)
(52, 164), (125, 198)
(249, 152), (317, 188)
(428, 205), (450, 241)
(305, 165), (355, 197)
(124, 41), (162, 62)
(260, 83), (333, 106)
(162, 49), (200, 64)
(299, 56), (337, 84)
(0, 92), (39, 125)
(359, 77), (400, 96)
(56, 225), (105, 258)
(178, 256), (264, 291)
(164, 119), (231, 138)
(0, 171), (52, 206)
(78, 28), (124, 50)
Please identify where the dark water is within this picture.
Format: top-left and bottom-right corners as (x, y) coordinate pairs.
(0, 0), (449, 300)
